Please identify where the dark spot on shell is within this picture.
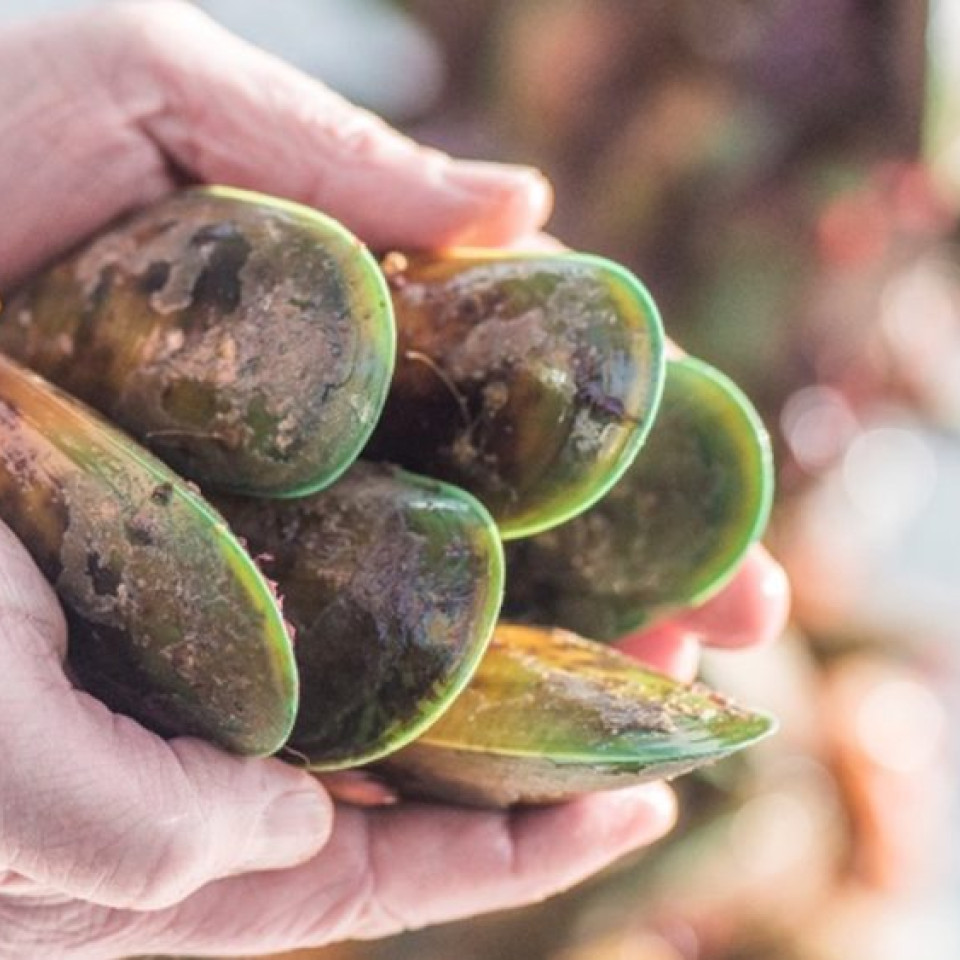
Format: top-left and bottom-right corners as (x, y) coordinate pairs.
(151, 482), (174, 505)
(86, 551), (121, 596)
(189, 222), (252, 316)
(76, 268), (119, 398)
(86, 268), (114, 315)
(125, 517), (155, 546)
(76, 268), (116, 358)
(138, 260), (172, 295)
(577, 381), (630, 421)
(65, 611), (186, 740)
(456, 294), (485, 324)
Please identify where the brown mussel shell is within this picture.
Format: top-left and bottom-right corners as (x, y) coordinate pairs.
(0, 353), (297, 755)
(217, 463), (504, 768)
(377, 624), (776, 808)
(504, 357), (774, 638)
(0, 187), (395, 497)
(366, 250), (664, 538)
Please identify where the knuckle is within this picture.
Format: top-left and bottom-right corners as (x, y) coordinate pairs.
(76, 775), (210, 911)
(99, 820), (206, 911)
(330, 112), (390, 158)
(97, 0), (214, 65)
(312, 104), (409, 167)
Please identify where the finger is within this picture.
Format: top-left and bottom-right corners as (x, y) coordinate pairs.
(316, 771), (400, 808)
(87, 785), (676, 956)
(0, 521), (332, 911)
(615, 623), (700, 682)
(351, 785), (676, 936)
(104, 1), (552, 249)
(501, 231), (570, 252)
(664, 545), (790, 650)
(0, 10), (178, 288)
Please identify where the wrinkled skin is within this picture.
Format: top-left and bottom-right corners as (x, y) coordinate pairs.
(0, 2), (790, 957)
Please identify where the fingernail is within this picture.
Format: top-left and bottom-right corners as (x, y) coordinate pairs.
(749, 558), (791, 648)
(443, 160), (549, 197)
(672, 549), (791, 649)
(761, 556), (791, 608)
(245, 787), (332, 871)
(666, 634), (700, 682)
(608, 782), (678, 836)
(319, 770), (400, 807)
(442, 161), (554, 242)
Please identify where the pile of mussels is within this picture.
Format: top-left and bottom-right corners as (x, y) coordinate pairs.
(0, 188), (776, 808)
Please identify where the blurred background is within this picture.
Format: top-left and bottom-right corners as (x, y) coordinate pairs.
(4, 1), (960, 957)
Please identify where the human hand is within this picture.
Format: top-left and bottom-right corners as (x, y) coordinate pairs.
(0, 0), (551, 292)
(0, 2), (788, 957)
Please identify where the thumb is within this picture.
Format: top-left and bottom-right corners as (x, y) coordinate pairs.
(103, 0), (552, 249)
(0, 521), (331, 911)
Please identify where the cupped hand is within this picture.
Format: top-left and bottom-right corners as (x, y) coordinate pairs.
(0, 517), (675, 957)
(0, 0), (551, 292)
(0, 2), (788, 957)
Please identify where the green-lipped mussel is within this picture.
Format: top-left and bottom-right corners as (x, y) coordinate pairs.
(504, 357), (774, 639)
(376, 624), (776, 808)
(365, 250), (665, 538)
(217, 462), (504, 769)
(0, 353), (297, 755)
(0, 187), (395, 498)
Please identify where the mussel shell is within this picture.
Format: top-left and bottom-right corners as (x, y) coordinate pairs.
(377, 624), (775, 807)
(0, 354), (297, 755)
(218, 463), (504, 769)
(0, 187), (395, 498)
(366, 251), (664, 538)
(504, 357), (774, 638)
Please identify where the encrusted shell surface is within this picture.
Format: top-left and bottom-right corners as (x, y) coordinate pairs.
(505, 357), (774, 638)
(377, 624), (775, 807)
(0, 353), (297, 755)
(218, 462), (504, 768)
(366, 251), (664, 538)
(0, 187), (395, 497)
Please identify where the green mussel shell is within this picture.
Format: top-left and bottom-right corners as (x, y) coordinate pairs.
(0, 187), (395, 498)
(0, 354), (297, 755)
(377, 624), (775, 808)
(504, 357), (774, 639)
(365, 251), (665, 539)
(217, 463), (504, 769)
